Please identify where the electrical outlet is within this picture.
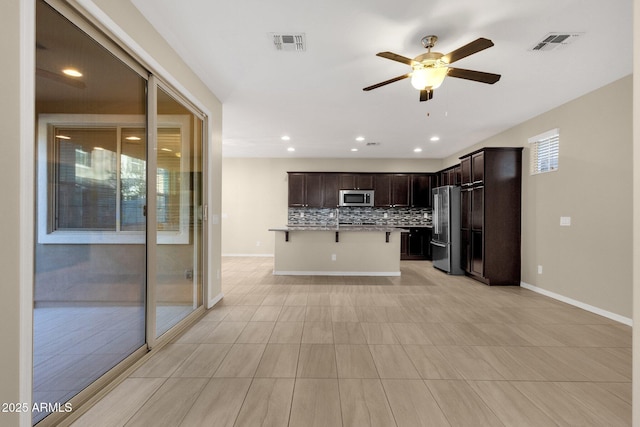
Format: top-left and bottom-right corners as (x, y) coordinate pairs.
(329, 212), (334, 218)
(383, 212), (388, 218)
(537, 265), (543, 274)
(331, 254), (337, 261)
(560, 216), (571, 226)
(300, 212), (304, 218)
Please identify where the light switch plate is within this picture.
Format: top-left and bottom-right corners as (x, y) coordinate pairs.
(560, 216), (571, 226)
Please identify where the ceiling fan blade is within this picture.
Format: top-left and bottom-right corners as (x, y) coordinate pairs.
(36, 68), (86, 89)
(363, 73), (411, 91)
(442, 38), (494, 64)
(376, 52), (413, 65)
(447, 67), (501, 84)
(419, 89), (433, 102)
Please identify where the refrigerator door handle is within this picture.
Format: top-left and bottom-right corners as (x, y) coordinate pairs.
(433, 194), (439, 235)
(431, 240), (446, 248)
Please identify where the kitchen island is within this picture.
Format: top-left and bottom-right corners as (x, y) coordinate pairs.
(269, 225), (406, 276)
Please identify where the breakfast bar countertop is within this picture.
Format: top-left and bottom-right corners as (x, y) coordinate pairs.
(269, 224), (430, 232)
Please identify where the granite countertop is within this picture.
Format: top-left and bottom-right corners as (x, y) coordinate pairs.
(269, 225), (418, 232)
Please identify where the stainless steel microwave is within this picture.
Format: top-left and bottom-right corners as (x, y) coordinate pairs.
(339, 189), (374, 207)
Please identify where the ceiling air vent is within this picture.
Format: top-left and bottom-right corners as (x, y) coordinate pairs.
(270, 33), (306, 52)
(530, 32), (583, 51)
(365, 142), (381, 147)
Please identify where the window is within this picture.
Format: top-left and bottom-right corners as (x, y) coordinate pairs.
(37, 114), (191, 244)
(529, 128), (559, 174)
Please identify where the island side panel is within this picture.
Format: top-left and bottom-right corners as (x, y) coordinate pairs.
(273, 230), (402, 276)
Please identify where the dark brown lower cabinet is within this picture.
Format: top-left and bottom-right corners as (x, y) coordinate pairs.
(400, 228), (432, 260)
(470, 231), (484, 276)
(460, 229), (471, 271)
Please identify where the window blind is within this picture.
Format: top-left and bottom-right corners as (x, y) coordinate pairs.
(529, 129), (559, 175)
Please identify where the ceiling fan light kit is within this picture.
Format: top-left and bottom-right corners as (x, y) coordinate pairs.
(363, 35), (501, 102)
(410, 66), (448, 90)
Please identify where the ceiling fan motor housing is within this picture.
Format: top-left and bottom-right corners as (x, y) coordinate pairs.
(421, 35), (438, 49)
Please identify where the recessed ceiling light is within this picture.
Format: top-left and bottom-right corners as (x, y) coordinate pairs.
(281, 135), (290, 141)
(62, 68), (82, 77)
(161, 148), (173, 152)
(287, 147), (295, 152)
(94, 147), (104, 151)
(351, 148), (358, 152)
(414, 148), (423, 153)
(430, 136), (440, 142)
(125, 136), (141, 141)
(55, 135), (71, 140)
(355, 136), (365, 142)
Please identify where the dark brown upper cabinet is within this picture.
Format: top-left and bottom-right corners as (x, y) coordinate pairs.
(438, 165), (461, 187)
(460, 156), (472, 186)
(411, 174), (433, 208)
(323, 173), (340, 208)
(340, 173), (374, 190)
(374, 174), (410, 207)
(287, 172), (323, 207)
(453, 165), (462, 185)
(391, 174), (411, 207)
(471, 151), (485, 184)
(373, 174), (391, 207)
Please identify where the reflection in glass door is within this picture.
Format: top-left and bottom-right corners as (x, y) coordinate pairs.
(155, 87), (204, 337)
(34, 1), (147, 423)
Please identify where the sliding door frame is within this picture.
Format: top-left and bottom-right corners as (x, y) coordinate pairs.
(146, 75), (159, 350)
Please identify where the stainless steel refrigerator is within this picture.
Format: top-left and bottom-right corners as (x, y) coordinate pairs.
(431, 185), (464, 275)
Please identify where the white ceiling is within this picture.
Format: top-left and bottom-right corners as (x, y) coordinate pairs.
(131, 0), (632, 159)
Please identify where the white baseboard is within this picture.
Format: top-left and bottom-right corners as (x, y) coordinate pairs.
(207, 292), (224, 309)
(520, 282), (632, 326)
(222, 253), (274, 257)
(273, 270), (401, 277)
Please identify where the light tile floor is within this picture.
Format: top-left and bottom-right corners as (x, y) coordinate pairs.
(71, 257), (632, 426)
(33, 305), (192, 424)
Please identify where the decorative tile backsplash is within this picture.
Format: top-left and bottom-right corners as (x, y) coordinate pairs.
(288, 207), (432, 227)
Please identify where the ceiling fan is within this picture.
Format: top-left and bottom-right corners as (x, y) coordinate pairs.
(363, 35), (501, 102)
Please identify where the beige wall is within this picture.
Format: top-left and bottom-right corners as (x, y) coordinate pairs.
(221, 158), (442, 255)
(0, 0), (223, 424)
(443, 76), (633, 319)
(1, 1), (23, 424)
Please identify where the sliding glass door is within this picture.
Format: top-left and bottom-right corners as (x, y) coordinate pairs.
(154, 87), (205, 338)
(34, 2), (148, 424)
(34, 1), (206, 424)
